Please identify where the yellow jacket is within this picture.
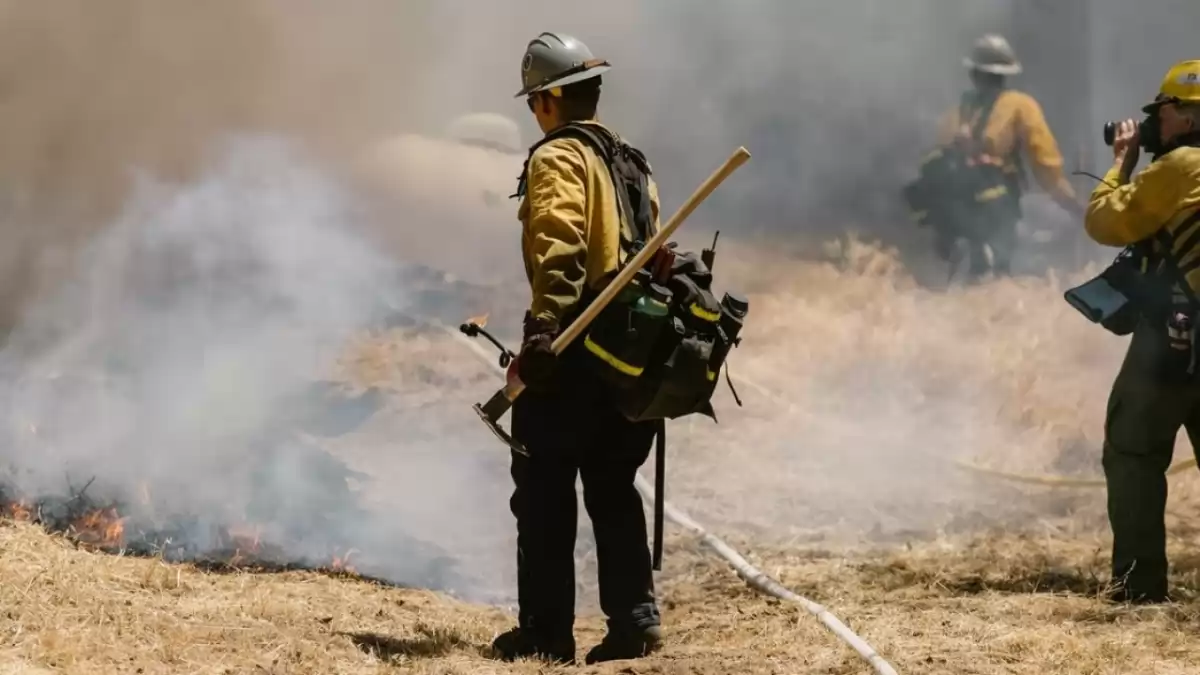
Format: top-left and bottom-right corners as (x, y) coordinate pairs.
(1085, 146), (1200, 290)
(518, 121), (661, 325)
(936, 89), (1077, 206)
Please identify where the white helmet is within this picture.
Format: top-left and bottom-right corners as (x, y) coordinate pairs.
(963, 34), (1022, 76)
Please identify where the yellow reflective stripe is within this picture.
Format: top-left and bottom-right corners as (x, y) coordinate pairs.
(706, 369), (716, 382)
(584, 335), (643, 376)
(690, 303), (720, 322)
(975, 185), (1008, 202)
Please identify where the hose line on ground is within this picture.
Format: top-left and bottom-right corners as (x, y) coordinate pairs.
(630, 473), (899, 675)
(725, 366), (1197, 489)
(440, 323), (900, 675)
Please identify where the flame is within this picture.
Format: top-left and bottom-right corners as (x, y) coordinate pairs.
(466, 312), (489, 328)
(4, 501), (32, 521)
(0, 489), (365, 575)
(72, 507), (126, 549)
(331, 548), (359, 574)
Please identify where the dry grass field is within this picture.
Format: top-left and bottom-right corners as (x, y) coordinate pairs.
(5, 237), (1200, 675)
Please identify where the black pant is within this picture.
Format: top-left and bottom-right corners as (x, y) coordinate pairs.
(1103, 321), (1200, 600)
(508, 351), (660, 637)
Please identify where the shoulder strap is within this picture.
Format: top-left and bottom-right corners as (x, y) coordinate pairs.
(1152, 209), (1200, 309)
(651, 420), (665, 572)
(512, 122), (655, 256)
(959, 89), (1003, 145)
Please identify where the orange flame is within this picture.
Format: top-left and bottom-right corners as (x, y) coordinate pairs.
(4, 501), (32, 521)
(331, 548), (359, 574)
(1, 493), (368, 575)
(72, 507), (126, 549)
(466, 312), (489, 329)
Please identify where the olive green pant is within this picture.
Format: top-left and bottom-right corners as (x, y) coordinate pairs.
(1103, 322), (1200, 601)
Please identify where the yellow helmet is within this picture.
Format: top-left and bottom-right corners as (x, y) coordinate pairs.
(1143, 60), (1200, 112)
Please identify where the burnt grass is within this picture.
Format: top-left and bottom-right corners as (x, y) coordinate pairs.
(0, 433), (474, 599)
(5, 485), (471, 596)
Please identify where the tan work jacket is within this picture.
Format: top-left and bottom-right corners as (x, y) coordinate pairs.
(1086, 145), (1200, 293)
(518, 121), (661, 325)
(936, 89), (1078, 206)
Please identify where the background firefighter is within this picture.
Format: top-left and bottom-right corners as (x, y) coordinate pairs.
(921, 34), (1084, 280)
(1084, 60), (1200, 604)
(490, 32), (665, 665)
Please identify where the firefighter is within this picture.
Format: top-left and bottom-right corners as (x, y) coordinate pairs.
(1084, 60), (1200, 604)
(489, 32), (664, 664)
(929, 34), (1084, 279)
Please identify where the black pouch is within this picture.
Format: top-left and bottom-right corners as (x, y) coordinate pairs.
(1152, 311), (1199, 385)
(1064, 273), (1139, 336)
(1064, 245), (1163, 336)
(583, 278), (672, 390)
(616, 317), (721, 422)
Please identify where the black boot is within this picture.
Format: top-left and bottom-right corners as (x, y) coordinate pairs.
(584, 625), (663, 664)
(1109, 583), (1172, 605)
(490, 627), (575, 664)
(1109, 561), (1171, 605)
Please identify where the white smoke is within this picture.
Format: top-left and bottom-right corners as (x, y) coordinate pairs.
(0, 136), (473, 591)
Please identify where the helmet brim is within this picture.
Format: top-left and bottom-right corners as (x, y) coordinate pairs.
(514, 65), (610, 98)
(964, 58), (1022, 76)
(1141, 95), (1181, 114)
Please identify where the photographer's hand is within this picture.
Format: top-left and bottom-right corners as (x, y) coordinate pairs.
(1111, 118), (1141, 181)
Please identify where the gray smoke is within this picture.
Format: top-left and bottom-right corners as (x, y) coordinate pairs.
(0, 0), (1193, 601)
(0, 136), (471, 589)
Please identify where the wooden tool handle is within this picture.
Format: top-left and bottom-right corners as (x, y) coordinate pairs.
(501, 145), (752, 403)
(552, 146), (751, 353)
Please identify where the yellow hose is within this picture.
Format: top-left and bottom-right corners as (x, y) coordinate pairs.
(731, 367), (1199, 490)
(943, 456), (1197, 488)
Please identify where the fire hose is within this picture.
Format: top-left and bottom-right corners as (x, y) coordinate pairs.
(442, 324), (900, 675)
(716, 369), (1199, 489)
(941, 456), (1193, 488)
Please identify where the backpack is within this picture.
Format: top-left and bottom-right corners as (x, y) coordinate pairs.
(515, 122), (749, 423)
(902, 90), (1022, 240)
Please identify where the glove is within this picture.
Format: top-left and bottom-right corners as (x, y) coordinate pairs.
(516, 313), (559, 391)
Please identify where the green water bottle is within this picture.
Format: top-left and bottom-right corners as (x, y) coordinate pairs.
(634, 283), (671, 317)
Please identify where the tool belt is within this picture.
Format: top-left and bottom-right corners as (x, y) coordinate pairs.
(903, 90), (1022, 238)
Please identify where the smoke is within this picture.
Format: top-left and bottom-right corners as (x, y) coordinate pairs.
(0, 1), (1192, 319)
(0, 0), (1193, 608)
(0, 0), (442, 333)
(0, 136), (473, 588)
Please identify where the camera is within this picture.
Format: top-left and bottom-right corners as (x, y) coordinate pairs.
(1103, 116), (1160, 148)
(1103, 121), (1116, 146)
